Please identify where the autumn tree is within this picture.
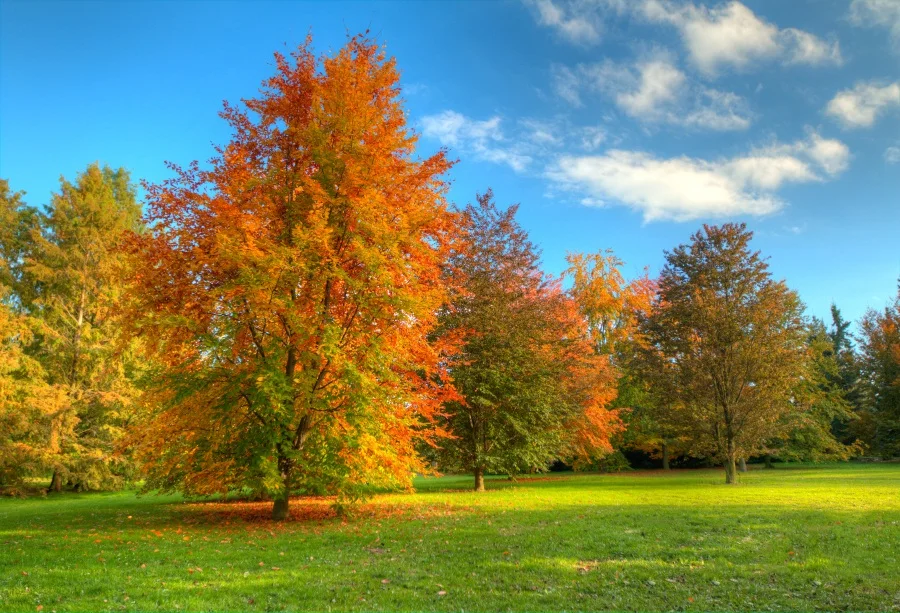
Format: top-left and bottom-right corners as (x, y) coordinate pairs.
(564, 250), (659, 466)
(0, 181), (58, 493)
(643, 223), (807, 483)
(127, 36), (459, 519)
(858, 284), (900, 457)
(434, 192), (620, 490)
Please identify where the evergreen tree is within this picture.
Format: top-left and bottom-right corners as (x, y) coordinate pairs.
(20, 165), (142, 491)
(858, 285), (900, 457)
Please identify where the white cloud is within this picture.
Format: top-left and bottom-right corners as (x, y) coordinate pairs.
(850, 0), (900, 48)
(639, 0), (842, 74)
(780, 28), (843, 66)
(886, 146), (900, 164)
(800, 132), (851, 175)
(547, 131), (849, 222)
(526, 0), (602, 45)
(421, 111), (532, 172)
(825, 81), (900, 128)
(615, 59), (686, 115)
(561, 55), (752, 130)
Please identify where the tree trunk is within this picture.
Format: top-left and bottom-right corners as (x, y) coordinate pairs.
(272, 494), (290, 521)
(738, 457), (748, 472)
(724, 456), (737, 483)
(764, 454), (774, 469)
(272, 456), (293, 521)
(662, 442), (671, 470)
(48, 471), (63, 493)
(474, 466), (485, 492)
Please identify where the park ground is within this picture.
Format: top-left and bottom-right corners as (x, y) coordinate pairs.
(1, 463), (899, 612)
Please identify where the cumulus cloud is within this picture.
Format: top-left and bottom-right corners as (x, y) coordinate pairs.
(638, 0), (842, 74)
(850, 0), (900, 48)
(826, 81), (900, 128)
(547, 131), (849, 222)
(421, 111), (532, 172)
(556, 54), (752, 130)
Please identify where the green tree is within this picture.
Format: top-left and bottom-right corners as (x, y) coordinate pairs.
(19, 164), (144, 491)
(435, 191), (619, 490)
(768, 318), (861, 462)
(827, 304), (868, 447)
(644, 223), (807, 483)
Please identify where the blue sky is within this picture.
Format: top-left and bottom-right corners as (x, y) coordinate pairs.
(1, 0), (898, 325)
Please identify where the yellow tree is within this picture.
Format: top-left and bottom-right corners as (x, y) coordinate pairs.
(0, 172), (140, 493)
(645, 224), (807, 483)
(127, 35), (459, 519)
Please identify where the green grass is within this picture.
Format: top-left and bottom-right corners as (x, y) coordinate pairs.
(2, 464), (900, 612)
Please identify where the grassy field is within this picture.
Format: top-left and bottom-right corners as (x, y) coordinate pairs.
(2, 464), (899, 612)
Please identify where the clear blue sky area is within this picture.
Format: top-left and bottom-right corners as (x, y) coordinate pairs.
(1, 0), (898, 324)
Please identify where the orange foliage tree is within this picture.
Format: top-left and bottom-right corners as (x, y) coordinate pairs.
(127, 36), (459, 519)
(564, 251), (654, 467)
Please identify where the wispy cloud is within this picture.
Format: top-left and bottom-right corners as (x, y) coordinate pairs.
(421, 111), (532, 172)
(886, 146), (900, 164)
(554, 54), (752, 131)
(420, 112), (609, 171)
(850, 0), (900, 49)
(524, 0), (604, 46)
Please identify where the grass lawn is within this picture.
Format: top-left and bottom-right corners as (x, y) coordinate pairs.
(2, 464), (899, 612)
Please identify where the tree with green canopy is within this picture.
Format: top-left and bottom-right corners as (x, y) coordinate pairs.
(643, 223), (808, 483)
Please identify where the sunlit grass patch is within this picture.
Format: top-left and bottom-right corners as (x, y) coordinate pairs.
(2, 463), (899, 611)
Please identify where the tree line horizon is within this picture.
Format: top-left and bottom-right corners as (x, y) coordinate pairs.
(1, 35), (898, 520)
